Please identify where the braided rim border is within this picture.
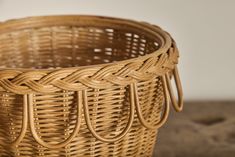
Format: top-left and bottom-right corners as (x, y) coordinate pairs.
(0, 15), (179, 94)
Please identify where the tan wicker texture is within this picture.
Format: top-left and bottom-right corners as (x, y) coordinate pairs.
(0, 15), (183, 157)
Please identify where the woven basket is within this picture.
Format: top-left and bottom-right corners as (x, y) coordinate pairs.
(0, 15), (183, 157)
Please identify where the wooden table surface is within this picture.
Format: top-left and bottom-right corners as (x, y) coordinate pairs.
(153, 101), (235, 157)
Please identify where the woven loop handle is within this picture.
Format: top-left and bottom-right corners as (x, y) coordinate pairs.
(133, 77), (170, 130)
(27, 92), (82, 149)
(165, 66), (183, 112)
(83, 85), (135, 143)
(10, 95), (28, 146)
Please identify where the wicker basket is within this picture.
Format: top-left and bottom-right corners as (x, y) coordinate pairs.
(0, 15), (183, 156)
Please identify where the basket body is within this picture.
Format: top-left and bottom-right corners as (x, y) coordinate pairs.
(0, 16), (182, 157)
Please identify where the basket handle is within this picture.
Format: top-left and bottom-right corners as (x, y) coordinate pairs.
(133, 77), (170, 130)
(10, 95), (28, 146)
(83, 85), (135, 143)
(27, 91), (82, 149)
(165, 66), (183, 112)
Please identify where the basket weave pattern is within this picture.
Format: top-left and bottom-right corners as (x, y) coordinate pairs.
(0, 16), (183, 156)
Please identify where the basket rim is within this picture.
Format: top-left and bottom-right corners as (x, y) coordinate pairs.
(0, 15), (172, 72)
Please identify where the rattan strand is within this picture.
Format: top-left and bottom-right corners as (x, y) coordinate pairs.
(0, 15), (183, 157)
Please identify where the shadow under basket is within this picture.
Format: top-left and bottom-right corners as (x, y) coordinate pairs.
(0, 15), (183, 157)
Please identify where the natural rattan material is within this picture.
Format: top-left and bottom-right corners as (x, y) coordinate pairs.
(0, 15), (183, 156)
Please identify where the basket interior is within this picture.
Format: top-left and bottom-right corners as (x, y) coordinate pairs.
(0, 19), (160, 69)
